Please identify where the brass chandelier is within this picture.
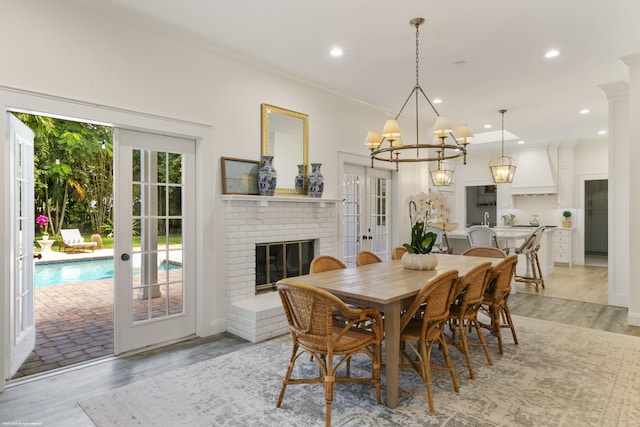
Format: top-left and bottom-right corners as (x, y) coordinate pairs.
(364, 17), (473, 186)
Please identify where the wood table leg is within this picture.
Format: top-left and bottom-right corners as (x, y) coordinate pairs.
(383, 301), (401, 408)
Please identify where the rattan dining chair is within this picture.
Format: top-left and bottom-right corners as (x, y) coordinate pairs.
(356, 250), (383, 266)
(478, 255), (519, 355)
(399, 270), (460, 412)
(447, 262), (494, 379)
(391, 246), (407, 260)
(276, 279), (384, 427)
(310, 255), (346, 273)
(461, 246), (506, 258)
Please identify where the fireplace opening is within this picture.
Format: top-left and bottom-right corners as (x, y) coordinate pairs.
(255, 240), (314, 294)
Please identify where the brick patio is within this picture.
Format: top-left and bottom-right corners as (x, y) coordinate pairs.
(12, 248), (184, 379)
(13, 278), (114, 379)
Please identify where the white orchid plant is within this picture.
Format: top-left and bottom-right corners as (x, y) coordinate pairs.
(403, 191), (451, 254)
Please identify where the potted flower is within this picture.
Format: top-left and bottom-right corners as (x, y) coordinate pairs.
(36, 214), (50, 240)
(562, 210), (572, 228)
(401, 191), (443, 270)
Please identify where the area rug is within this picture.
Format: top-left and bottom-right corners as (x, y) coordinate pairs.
(79, 315), (640, 426)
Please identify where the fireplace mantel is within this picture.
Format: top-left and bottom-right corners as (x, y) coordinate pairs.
(221, 194), (340, 207)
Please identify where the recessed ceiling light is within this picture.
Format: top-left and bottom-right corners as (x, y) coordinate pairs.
(598, 130), (607, 135)
(580, 109), (590, 114)
(432, 98), (442, 104)
(518, 140), (525, 145)
(329, 47), (343, 57)
(484, 124), (492, 129)
(545, 49), (560, 58)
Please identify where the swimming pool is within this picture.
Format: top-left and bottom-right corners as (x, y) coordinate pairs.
(35, 258), (182, 288)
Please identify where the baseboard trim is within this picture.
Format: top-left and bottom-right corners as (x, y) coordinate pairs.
(627, 311), (640, 327)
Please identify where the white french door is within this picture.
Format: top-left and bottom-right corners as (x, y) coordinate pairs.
(7, 113), (36, 378)
(342, 164), (391, 266)
(114, 129), (196, 354)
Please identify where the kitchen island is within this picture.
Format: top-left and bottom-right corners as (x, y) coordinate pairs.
(446, 226), (555, 279)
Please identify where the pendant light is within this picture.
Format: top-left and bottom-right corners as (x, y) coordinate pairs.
(489, 109), (517, 183)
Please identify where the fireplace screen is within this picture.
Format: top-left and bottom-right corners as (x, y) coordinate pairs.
(255, 240), (314, 294)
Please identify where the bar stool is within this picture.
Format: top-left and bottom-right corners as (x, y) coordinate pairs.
(514, 226), (545, 292)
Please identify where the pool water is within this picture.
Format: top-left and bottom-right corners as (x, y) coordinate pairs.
(35, 258), (181, 288)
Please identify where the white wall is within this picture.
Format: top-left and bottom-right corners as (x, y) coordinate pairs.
(622, 54), (640, 324)
(0, 0), (399, 382)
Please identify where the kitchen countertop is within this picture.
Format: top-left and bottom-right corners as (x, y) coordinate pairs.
(448, 227), (533, 239)
(448, 226), (556, 237)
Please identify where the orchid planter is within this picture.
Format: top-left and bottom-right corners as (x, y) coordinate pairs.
(401, 252), (438, 270)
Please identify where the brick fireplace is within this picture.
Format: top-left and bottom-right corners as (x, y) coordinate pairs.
(222, 195), (339, 342)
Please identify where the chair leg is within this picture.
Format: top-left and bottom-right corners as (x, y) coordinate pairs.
(438, 334), (459, 393)
(324, 375), (334, 427)
(533, 252), (545, 289)
(277, 343), (299, 408)
(373, 343), (382, 404)
(458, 322), (475, 379)
(419, 341), (436, 412)
(490, 306), (505, 355)
(502, 303), (519, 345)
(321, 351), (338, 427)
(472, 317), (493, 366)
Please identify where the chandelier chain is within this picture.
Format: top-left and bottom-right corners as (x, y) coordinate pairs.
(500, 109), (507, 155)
(415, 23), (420, 87)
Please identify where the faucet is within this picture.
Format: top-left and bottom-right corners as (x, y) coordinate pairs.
(483, 211), (490, 226)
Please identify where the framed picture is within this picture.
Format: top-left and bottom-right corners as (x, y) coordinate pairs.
(221, 157), (260, 195)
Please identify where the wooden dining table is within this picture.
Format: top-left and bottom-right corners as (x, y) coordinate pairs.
(287, 253), (501, 408)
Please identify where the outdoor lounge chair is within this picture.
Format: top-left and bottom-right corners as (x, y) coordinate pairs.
(59, 229), (98, 252)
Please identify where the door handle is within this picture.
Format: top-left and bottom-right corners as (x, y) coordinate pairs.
(34, 253), (42, 259)
(121, 253), (131, 261)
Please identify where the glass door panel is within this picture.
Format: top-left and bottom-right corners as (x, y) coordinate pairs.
(342, 164), (391, 266)
(115, 129), (195, 354)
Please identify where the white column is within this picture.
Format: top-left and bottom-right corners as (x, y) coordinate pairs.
(599, 81), (629, 309)
(622, 53), (640, 325)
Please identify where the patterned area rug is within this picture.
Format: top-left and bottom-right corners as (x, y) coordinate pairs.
(80, 315), (640, 426)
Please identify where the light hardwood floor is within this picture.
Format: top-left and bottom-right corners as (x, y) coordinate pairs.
(515, 263), (608, 305)
(2, 262), (639, 426)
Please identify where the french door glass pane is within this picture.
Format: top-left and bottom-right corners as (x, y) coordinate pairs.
(342, 172), (362, 267)
(369, 177), (389, 259)
(131, 148), (184, 323)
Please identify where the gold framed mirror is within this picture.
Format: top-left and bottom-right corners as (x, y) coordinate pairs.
(261, 103), (309, 195)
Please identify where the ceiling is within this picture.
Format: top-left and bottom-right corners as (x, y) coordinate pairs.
(98, 0), (640, 148)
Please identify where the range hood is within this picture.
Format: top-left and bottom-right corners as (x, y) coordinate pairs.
(509, 148), (557, 195)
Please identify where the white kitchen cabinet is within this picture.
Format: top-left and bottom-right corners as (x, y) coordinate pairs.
(557, 145), (574, 208)
(553, 228), (573, 266)
(497, 183), (513, 209)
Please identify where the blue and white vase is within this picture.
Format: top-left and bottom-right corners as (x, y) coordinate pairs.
(258, 155), (277, 196)
(295, 164), (305, 192)
(307, 163), (324, 198)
